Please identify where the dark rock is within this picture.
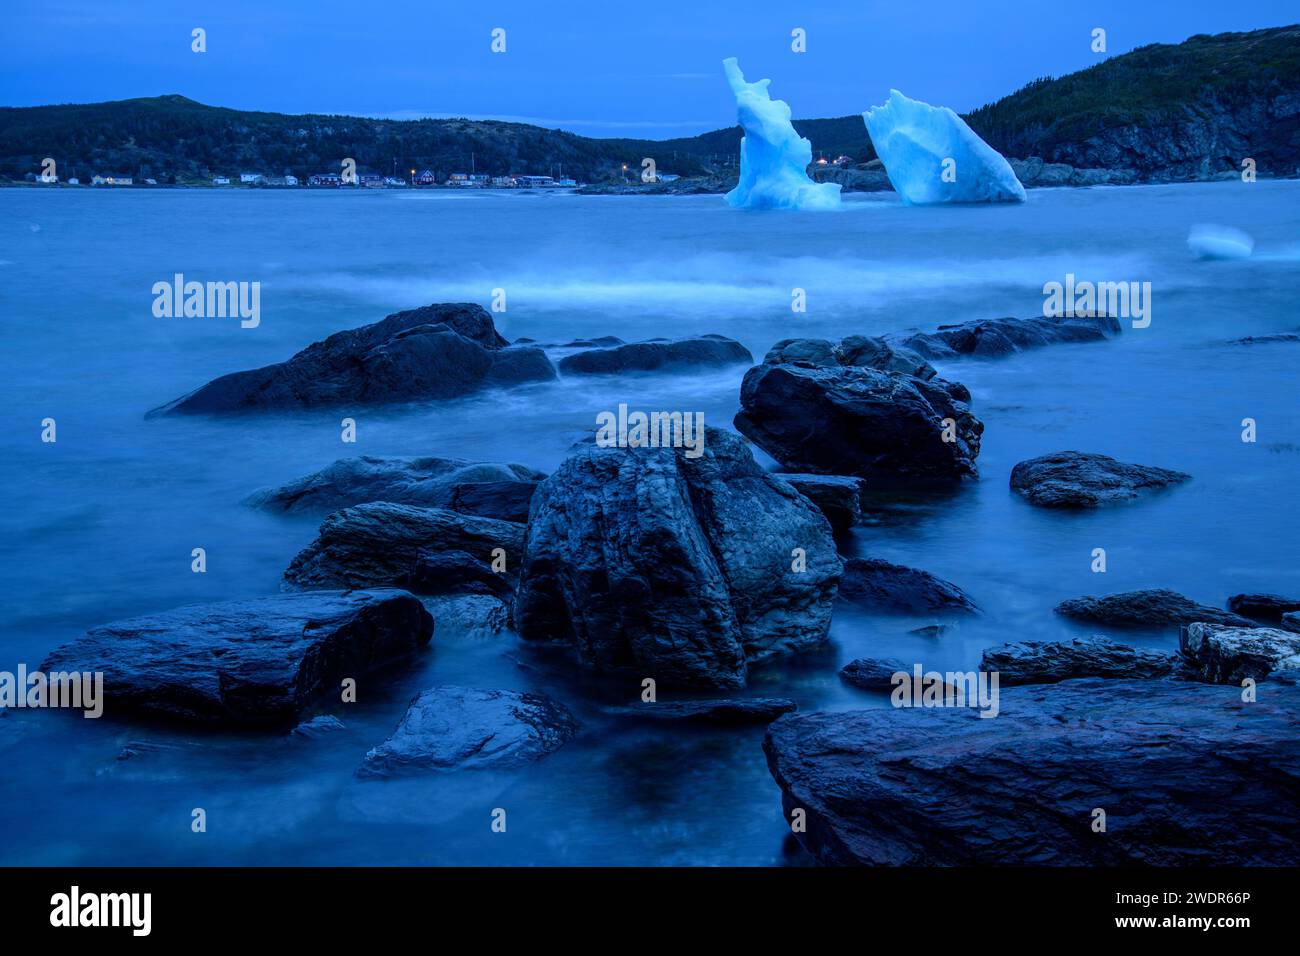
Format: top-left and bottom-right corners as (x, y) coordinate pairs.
(152, 303), (556, 415)
(607, 697), (797, 724)
(515, 427), (842, 688)
(1230, 331), (1300, 345)
(780, 474), (863, 532)
(1286, 612), (1300, 634)
(1055, 588), (1256, 629)
(910, 624), (950, 637)
(558, 334), (752, 375)
(980, 636), (1179, 685)
(839, 657), (910, 690)
(1010, 451), (1190, 508)
(357, 686), (577, 777)
(1180, 623), (1300, 683)
(763, 336), (936, 380)
(290, 715), (347, 739)
(247, 455), (545, 518)
(734, 363), (982, 482)
(1227, 592), (1300, 625)
(838, 558), (977, 614)
(41, 590), (433, 726)
(404, 550), (515, 599)
(282, 503), (523, 594)
(887, 314), (1121, 361)
(764, 679), (1300, 865)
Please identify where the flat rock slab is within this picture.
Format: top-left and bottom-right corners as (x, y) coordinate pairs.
(1010, 451), (1189, 508)
(606, 697), (796, 724)
(1228, 592), (1300, 625)
(152, 303), (555, 414)
(358, 686), (577, 777)
(557, 334), (752, 375)
(282, 503), (524, 594)
(886, 314), (1120, 360)
(1180, 623), (1300, 683)
(248, 455), (544, 520)
(840, 657), (910, 690)
(41, 590), (433, 726)
(764, 679), (1300, 865)
(1055, 588), (1256, 629)
(980, 636), (1179, 685)
(734, 363), (983, 482)
(838, 557), (977, 614)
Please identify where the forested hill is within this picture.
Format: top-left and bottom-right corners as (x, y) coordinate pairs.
(2, 24), (1297, 184)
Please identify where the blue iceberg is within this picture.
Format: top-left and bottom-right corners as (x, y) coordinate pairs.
(1188, 224), (1254, 260)
(863, 90), (1026, 205)
(723, 58), (841, 211)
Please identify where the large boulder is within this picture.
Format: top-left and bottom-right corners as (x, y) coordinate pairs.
(151, 303), (556, 415)
(838, 558), (977, 614)
(1010, 451), (1190, 509)
(515, 427), (842, 688)
(1055, 588), (1256, 629)
(282, 503), (524, 594)
(357, 686), (577, 777)
(764, 679), (1300, 865)
(734, 363), (982, 481)
(41, 590), (433, 726)
(557, 334), (752, 375)
(763, 336), (937, 380)
(1180, 623), (1300, 683)
(247, 456), (545, 520)
(886, 314), (1121, 360)
(980, 636), (1180, 685)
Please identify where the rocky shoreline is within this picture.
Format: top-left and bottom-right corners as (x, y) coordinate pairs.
(35, 301), (1300, 863)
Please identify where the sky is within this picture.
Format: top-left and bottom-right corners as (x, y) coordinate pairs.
(1, 1), (1295, 139)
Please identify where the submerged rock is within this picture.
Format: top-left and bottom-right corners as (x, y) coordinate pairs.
(290, 715), (348, 739)
(888, 314), (1120, 360)
(781, 474), (863, 532)
(1227, 592), (1300, 625)
(515, 427), (842, 689)
(980, 636), (1179, 685)
(282, 503), (523, 594)
(1055, 588), (1256, 629)
(1010, 451), (1190, 508)
(1179, 623), (1300, 683)
(247, 456), (545, 520)
(41, 590), (433, 726)
(558, 335), (752, 375)
(839, 657), (910, 690)
(838, 558), (977, 614)
(152, 303), (556, 415)
(357, 686), (577, 777)
(607, 697), (797, 725)
(764, 679), (1300, 865)
(734, 363), (982, 481)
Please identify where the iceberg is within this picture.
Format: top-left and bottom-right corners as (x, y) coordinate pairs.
(723, 58), (841, 211)
(1188, 224), (1254, 260)
(863, 90), (1026, 205)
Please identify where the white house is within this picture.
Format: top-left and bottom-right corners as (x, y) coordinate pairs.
(91, 174), (133, 186)
(239, 172), (264, 184)
(212, 176), (231, 185)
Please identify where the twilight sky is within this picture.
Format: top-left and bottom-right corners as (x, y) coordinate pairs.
(1, 1), (1295, 138)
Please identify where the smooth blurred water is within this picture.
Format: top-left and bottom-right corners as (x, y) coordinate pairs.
(1, 182), (1297, 865)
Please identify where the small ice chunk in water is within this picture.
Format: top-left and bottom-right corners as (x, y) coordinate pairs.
(863, 90), (1026, 205)
(722, 58), (841, 211)
(1188, 224), (1254, 260)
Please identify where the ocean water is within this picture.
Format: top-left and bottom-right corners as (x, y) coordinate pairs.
(1, 181), (1297, 865)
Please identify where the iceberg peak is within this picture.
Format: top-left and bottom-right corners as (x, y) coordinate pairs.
(863, 89), (1026, 205)
(723, 57), (841, 211)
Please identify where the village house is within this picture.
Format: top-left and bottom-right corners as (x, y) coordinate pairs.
(91, 173), (133, 185)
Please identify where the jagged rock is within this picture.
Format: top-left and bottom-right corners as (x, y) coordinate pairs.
(557, 334), (752, 374)
(838, 558), (977, 614)
(734, 363), (982, 481)
(1010, 451), (1190, 508)
(980, 636), (1180, 685)
(1227, 592), (1300, 625)
(781, 474), (863, 532)
(290, 715), (347, 739)
(1055, 588), (1256, 629)
(886, 314), (1120, 360)
(151, 303), (556, 415)
(515, 427), (842, 688)
(357, 686), (577, 777)
(763, 336), (937, 380)
(41, 590), (433, 726)
(246, 456), (544, 519)
(1286, 612), (1300, 635)
(282, 503), (523, 594)
(764, 679), (1300, 865)
(606, 697), (797, 724)
(1180, 623), (1300, 683)
(839, 657), (910, 690)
